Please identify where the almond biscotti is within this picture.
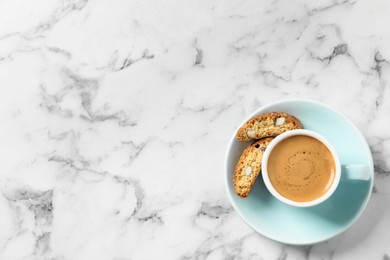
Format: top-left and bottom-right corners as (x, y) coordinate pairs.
(233, 138), (274, 198)
(236, 112), (302, 142)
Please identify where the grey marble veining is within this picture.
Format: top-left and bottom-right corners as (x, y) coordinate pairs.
(0, 0), (390, 259)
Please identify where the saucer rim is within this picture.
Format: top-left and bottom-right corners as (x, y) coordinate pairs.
(224, 98), (374, 245)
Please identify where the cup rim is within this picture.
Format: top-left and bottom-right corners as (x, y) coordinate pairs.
(261, 129), (342, 207)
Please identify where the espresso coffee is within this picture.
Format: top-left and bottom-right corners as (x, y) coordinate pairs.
(267, 135), (336, 202)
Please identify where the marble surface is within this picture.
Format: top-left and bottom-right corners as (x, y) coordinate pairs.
(0, 0), (389, 259)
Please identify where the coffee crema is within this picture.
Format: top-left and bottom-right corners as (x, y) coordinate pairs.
(267, 135), (336, 202)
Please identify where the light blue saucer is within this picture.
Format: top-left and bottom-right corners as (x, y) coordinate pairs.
(225, 99), (374, 245)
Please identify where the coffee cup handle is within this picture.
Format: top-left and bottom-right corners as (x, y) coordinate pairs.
(341, 165), (371, 181)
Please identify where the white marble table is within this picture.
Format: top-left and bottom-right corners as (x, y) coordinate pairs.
(0, 0), (389, 259)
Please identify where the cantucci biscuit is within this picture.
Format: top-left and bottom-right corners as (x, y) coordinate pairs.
(233, 138), (274, 198)
(236, 112), (302, 142)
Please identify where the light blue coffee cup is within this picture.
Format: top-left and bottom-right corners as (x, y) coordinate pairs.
(261, 129), (370, 208)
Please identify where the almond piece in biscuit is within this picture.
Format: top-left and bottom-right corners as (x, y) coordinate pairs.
(233, 138), (274, 198)
(236, 112), (302, 142)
